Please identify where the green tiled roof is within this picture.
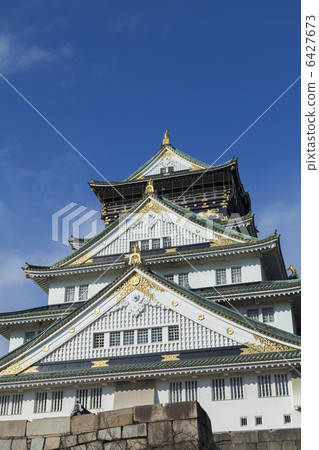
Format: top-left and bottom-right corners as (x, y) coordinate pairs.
(0, 350), (301, 383)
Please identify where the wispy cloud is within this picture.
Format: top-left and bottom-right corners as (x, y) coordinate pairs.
(108, 14), (142, 34)
(0, 32), (72, 74)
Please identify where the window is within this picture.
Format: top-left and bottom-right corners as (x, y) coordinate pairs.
(110, 331), (121, 347)
(216, 268), (226, 285)
(255, 416), (263, 426)
(284, 414), (291, 424)
(152, 239), (160, 249)
(25, 331), (36, 343)
(185, 381), (198, 401)
(137, 329), (148, 344)
(12, 394), (23, 415)
(123, 330), (134, 345)
(168, 325), (179, 341)
(168, 166), (174, 173)
(130, 241), (138, 251)
(77, 389), (88, 409)
(230, 377), (243, 399)
(275, 374), (289, 396)
(140, 240), (149, 251)
(262, 307), (274, 323)
(0, 395), (10, 416)
(90, 388), (102, 409)
(163, 236), (172, 248)
(231, 267), (242, 283)
(170, 382), (182, 402)
(247, 308), (259, 321)
(164, 274), (174, 282)
(79, 285), (88, 301)
(160, 167), (166, 174)
(65, 286), (75, 302)
(258, 375), (272, 398)
(151, 328), (162, 343)
(51, 391), (63, 412)
(178, 273), (189, 287)
(93, 333), (105, 349)
(240, 417), (248, 427)
(34, 392), (47, 413)
(212, 379), (225, 401)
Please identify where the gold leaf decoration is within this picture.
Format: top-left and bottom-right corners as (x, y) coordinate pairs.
(198, 315), (205, 321)
(137, 199), (165, 218)
(91, 360), (109, 368)
(23, 365), (39, 374)
(226, 327), (234, 335)
(43, 345), (50, 352)
(69, 251), (93, 266)
(93, 308), (100, 315)
(171, 300), (178, 307)
(161, 354), (180, 362)
(0, 359), (35, 376)
(240, 334), (297, 355)
(114, 273), (164, 305)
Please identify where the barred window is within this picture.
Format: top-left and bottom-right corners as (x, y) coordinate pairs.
(51, 391), (63, 412)
(79, 285), (88, 301)
(130, 241), (138, 251)
(247, 308), (259, 321)
(160, 167), (166, 174)
(12, 394), (23, 415)
(170, 382), (182, 402)
(178, 273), (189, 287)
(152, 239), (161, 249)
(275, 374), (289, 396)
(35, 392), (47, 413)
(90, 388), (102, 409)
(168, 325), (179, 341)
(140, 240), (149, 251)
(76, 389), (88, 409)
(25, 331), (36, 343)
(212, 379), (225, 401)
(262, 307), (274, 323)
(163, 236), (172, 248)
(240, 417), (248, 427)
(123, 330), (134, 345)
(65, 286), (75, 302)
(216, 269), (226, 285)
(255, 416), (263, 426)
(0, 395), (10, 416)
(185, 381), (198, 401)
(230, 377), (243, 399)
(164, 274), (174, 282)
(93, 333), (105, 348)
(231, 266), (242, 283)
(137, 329), (148, 344)
(151, 327), (162, 343)
(168, 166), (174, 173)
(110, 331), (121, 347)
(284, 414), (291, 424)
(258, 375), (272, 397)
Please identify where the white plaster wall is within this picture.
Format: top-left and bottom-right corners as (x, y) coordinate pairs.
(8, 330), (25, 352)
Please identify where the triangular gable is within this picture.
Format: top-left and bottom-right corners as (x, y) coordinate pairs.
(127, 146), (209, 181)
(0, 267), (300, 377)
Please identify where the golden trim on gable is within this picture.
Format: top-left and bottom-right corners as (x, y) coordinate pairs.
(240, 334), (297, 355)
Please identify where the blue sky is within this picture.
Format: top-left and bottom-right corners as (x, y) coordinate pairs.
(0, 0), (300, 355)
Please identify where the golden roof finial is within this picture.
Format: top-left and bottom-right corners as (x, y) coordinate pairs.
(128, 243), (142, 265)
(162, 129), (171, 146)
(287, 264), (299, 279)
(145, 177), (154, 194)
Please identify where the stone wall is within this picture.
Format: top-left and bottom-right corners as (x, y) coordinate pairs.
(0, 402), (301, 450)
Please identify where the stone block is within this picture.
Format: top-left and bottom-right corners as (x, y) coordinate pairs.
(148, 421), (172, 446)
(70, 445), (86, 450)
(213, 432), (232, 445)
(0, 440), (11, 450)
(27, 417), (70, 437)
(12, 439), (28, 450)
(98, 426), (121, 441)
(104, 441), (127, 450)
(134, 401), (198, 423)
(30, 437), (45, 450)
(173, 418), (198, 443)
(44, 436), (60, 450)
(0, 420), (27, 438)
(231, 431), (258, 444)
(85, 442), (103, 450)
(71, 414), (98, 434)
(122, 423), (147, 439)
(266, 443), (282, 450)
(61, 434), (77, 447)
(175, 442), (199, 450)
(78, 431), (97, 444)
(255, 444), (268, 450)
(266, 428), (300, 442)
(244, 444), (257, 450)
(126, 439), (148, 450)
(98, 408), (133, 429)
(282, 443), (297, 450)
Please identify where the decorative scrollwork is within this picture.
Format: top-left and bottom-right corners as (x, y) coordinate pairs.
(240, 334), (297, 355)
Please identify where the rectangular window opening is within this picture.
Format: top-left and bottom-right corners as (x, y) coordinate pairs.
(93, 333), (105, 349)
(230, 377), (243, 399)
(275, 374), (289, 396)
(240, 417), (248, 427)
(258, 375), (272, 398)
(212, 379), (225, 401)
(216, 269), (226, 285)
(255, 416), (263, 426)
(247, 308), (259, 321)
(151, 327), (162, 343)
(163, 236), (172, 248)
(152, 238), (161, 249)
(110, 331), (121, 347)
(140, 240), (149, 251)
(76, 389), (88, 409)
(65, 286), (75, 303)
(185, 381), (198, 401)
(90, 387), (102, 409)
(137, 329), (148, 344)
(12, 394), (23, 415)
(123, 330), (134, 345)
(79, 285), (89, 301)
(170, 382), (182, 402)
(35, 392), (47, 414)
(231, 266), (242, 283)
(51, 391), (63, 412)
(25, 331), (36, 343)
(0, 395), (10, 416)
(262, 307), (274, 323)
(178, 273), (189, 287)
(168, 325), (179, 341)
(164, 274), (174, 282)
(284, 414), (291, 424)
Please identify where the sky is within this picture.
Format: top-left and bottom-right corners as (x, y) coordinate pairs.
(0, 0), (300, 356)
